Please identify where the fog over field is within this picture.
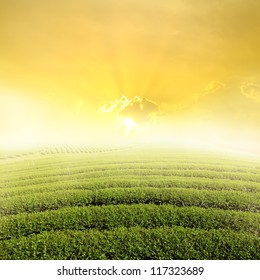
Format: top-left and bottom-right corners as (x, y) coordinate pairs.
(0, 0), (260, 261)
(0, 0), (260, 154)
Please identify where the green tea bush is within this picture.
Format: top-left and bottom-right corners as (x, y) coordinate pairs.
(1, 226), (259, 260)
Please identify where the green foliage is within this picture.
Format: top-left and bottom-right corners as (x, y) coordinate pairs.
(1, 226), (259, 260)
(1, 176), (260, 198)
(0, 147), (260, 260)
(1, 205), (259, 240)
(1, 187), (259, 216)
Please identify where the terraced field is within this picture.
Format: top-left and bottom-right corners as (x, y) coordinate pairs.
(0, 146), (260, 259)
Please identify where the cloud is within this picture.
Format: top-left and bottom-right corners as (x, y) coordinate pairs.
(240, 83), (260, 103)
(193, 80), (225, 113)
(99, 95), (161, 123)
(98, 100), (119, 113)
(201, 80), (225, 96)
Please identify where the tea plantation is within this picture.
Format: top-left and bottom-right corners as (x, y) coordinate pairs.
(0, 146), (259, 259)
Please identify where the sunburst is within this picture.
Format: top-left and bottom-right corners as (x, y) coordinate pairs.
(123, 117), (136, 132)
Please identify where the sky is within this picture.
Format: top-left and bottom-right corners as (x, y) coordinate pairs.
(0, 0), (260, 153)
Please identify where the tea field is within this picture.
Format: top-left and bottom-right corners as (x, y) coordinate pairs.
(0, 146), (260, 259)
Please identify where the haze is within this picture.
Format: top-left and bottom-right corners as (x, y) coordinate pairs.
(0, 0), (260, 154)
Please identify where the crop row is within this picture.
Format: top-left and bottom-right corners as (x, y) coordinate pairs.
(2, 165), (257, 189)
(0, 146), (128, 161)
(1, 226), (259, 260)
(2, 160), (260, 179)
(1, 204), (259, 241)
(40, 146), (119, 154)
(1, 187), (259, 216)
(1, 176), (260, 198)
(2, 168), (260, 190)
(2, 148), (259, 173)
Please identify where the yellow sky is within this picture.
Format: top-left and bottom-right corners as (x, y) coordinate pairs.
(0, 0), (260, 152)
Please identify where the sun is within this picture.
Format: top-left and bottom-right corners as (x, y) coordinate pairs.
(123, 117), (136, 132)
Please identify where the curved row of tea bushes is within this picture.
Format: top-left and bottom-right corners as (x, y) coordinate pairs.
(1, 187), (259, 216)
(1, 204), (259, 240)
(1, 176), (260, 198)
(1, 148), (260, 260)
(1, 226), (259, 260)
